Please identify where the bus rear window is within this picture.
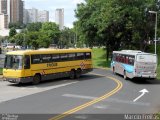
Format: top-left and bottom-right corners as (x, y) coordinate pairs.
(137, 55), (157, 63)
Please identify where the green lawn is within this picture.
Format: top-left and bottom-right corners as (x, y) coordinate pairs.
(0, 68), (2, 75)
(92, 48), (111, 68)
(157, 65), (160, 80)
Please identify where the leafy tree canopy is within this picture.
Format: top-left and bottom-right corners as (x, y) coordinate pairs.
(75, 0), (159, 60)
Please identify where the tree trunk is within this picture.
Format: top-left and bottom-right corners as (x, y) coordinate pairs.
(106, 42), (109, 62)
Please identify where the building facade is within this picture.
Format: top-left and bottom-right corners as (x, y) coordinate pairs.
(0, 14), (8, 29)
(37, 10), (49, 23)
(23, 9), (29, 24)
(55, 8), (64, 30)
(10, 0), (23, 24)
(0, 0), (8, 29)
(0, 0), (7, 14)
(27, 8), (38, 23)
(24, 8), (49, 24)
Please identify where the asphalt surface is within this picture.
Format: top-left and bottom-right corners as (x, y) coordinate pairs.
(0, 68), (160, 120)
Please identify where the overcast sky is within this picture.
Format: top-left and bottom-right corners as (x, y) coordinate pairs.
(24, 0), (84, 28)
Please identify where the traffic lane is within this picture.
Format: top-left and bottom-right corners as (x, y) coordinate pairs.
(93, 68), (160, 113)
(0, 78), (78, 103)
(111, 76), (160, 113)
(0, 74), (119, 114)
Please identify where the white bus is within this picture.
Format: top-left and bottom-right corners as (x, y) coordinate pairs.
(111, 50), (157, 79)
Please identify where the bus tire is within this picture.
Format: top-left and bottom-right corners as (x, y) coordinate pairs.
(32, 74), (41, 85)
(123, 71), (127, 80)
(113, 67), (116, 74)
(76, 69), (82, 78)
(70, 70), (75, 79)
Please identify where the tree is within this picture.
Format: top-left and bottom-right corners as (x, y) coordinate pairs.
(75, 0), (158, 60)
(9, 22), (26, 29)
(13, 33), (24, 46)
(25, 31), (51, 49)
(41, 22), (60, 45)
(27, 32), (39, 49)
(9, 28), (17, 38)
(26, 22), (42, 32)
(59, 27), (75, 48)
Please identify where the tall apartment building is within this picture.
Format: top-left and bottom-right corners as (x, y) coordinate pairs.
(55, 8), (64, 30)
(0, 13), (8, 29)
(7, 0), (10, 23)
(10, 0), (23, 24)
(38, 10), (49, 23)
(24, 8), (49, 24)
(23, 9), (29, 24)
(27, 8), (38, 23)
(0, 0), (7, 14)
(0, 0), (8, 29)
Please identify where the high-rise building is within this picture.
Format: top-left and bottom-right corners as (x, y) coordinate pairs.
(23, 9), (29, 24)
(7, 0), (10, 23)
(10, 0), (23, 24)
(0, 0), (7, 14)
(0, 0), (8, 29)
(27, 8), (38, 23)
(0, 13), (8, 29)
(24, 8), (49, 24)
(55, 8), (64, 30)
(38, 10), (49, 23)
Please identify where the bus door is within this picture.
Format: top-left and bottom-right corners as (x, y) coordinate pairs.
(24, 55), (31, 77)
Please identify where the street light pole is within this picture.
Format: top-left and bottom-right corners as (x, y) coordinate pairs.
(75, 23), (77, 48)
(149, 11), (157, 54)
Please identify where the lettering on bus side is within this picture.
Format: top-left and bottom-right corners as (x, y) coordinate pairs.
(47, 63), (57, 67)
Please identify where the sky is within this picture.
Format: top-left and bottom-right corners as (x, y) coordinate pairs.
(24, 0), (85, 28)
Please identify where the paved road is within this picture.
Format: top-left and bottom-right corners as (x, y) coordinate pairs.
(0, 69), (160, 120)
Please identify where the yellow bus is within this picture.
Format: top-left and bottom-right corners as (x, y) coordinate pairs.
(3, 48), (93, 84)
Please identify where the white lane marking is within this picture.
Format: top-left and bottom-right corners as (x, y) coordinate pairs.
(93, 104), (108, 109)
(133, 89), (149, 102)
(62, 94), (150, 106)
(74, 115), (88, 119)
(0, 82), (78, 103)
(20, 82), (78, 90)
(63, 94), (96, 99)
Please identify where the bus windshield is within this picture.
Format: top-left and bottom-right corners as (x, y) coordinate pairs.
(136, 54), (157, 63)
(4, 55), (23, 69)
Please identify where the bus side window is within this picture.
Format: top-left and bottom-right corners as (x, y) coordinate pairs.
(52, 54), (60, 62)
(126, 57), (129, 64)
(24, 55), (30, 69)
(85, 52), (91, 59)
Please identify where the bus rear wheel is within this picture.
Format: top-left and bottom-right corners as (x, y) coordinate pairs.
(75, 69), (82, 78)
(70, 70), (75, 79)
(113, 67), (115, 74)
(32, 74), (41, 85)
(123, 71), (127, 80)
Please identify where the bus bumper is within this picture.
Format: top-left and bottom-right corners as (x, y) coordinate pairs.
(4, 77), (33, 84)
(135, 74), (156, 79)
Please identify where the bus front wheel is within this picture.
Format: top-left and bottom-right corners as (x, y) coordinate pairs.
(32, 74), (41, 84)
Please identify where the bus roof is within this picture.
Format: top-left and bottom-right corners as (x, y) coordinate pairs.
(6, 48), (92, 55)
(113, 50), (156, 56)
